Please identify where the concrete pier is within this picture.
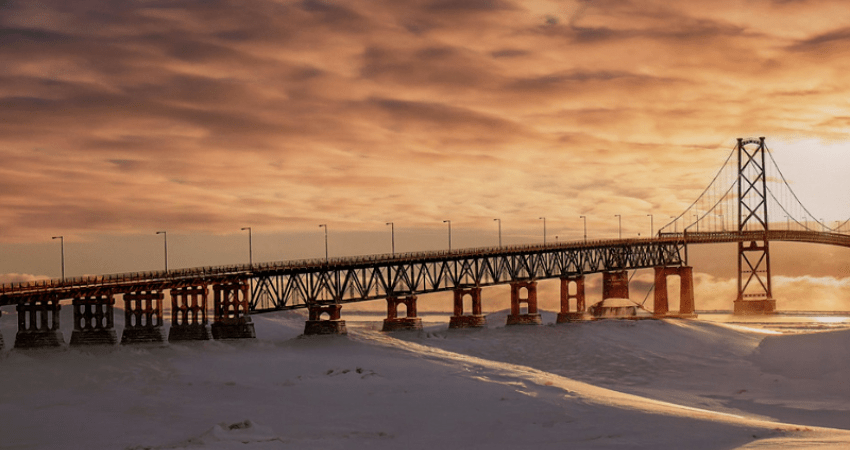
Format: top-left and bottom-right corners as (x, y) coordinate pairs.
(15, 296), (64, 348)
(602, 270), (630, 300)
(382, 295), (423, 332)
(557, 275), (587, 323)
(211, 280), (256, 339)
(654, 266), (697, 318)
(121, 291), (166, 344)
(304, 303), (347, 335)
(506, 280), (542, 325)
(70, 294), (118, 346)
(168, 285), (212, 341)
(449, 287), (486, 329)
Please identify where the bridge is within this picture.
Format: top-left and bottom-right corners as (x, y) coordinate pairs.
(1, 137), (847, 349)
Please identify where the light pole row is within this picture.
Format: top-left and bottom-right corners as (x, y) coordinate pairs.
(48, 214), (664, 280)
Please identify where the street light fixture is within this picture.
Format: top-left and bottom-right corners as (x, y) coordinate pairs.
(386, 222), (395, 256)
(539, 217), (546, 245)
(580, 215), (587, 243)
(647, 214), (653, 238)
(670, 216), (677, 233)
(493, 218), (501, 247)
(614, 214), (621, 239)
(443, 220), (451, 251)
(240, 227), (253, 266)
(318, 224), (328, 262)
(155, 231), (168, 273)
(51, 236), (65, 282)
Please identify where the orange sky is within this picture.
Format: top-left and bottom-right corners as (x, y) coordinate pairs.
(3, 0), (850, 308)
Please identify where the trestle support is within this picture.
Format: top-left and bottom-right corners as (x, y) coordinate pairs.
(15, 296), (64, 348)
(211, 280), (256, 339)
(168, 286), (212, 341)
(121, 291), (166, 344)
(70, 294), (118, 346)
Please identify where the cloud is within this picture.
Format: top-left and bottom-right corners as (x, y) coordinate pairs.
(0, 0), (848, 262)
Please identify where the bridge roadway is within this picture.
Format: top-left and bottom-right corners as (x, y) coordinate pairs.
(1, 229), (846, 311)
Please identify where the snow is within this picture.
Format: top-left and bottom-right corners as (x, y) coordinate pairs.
(2, 305), (850, 449)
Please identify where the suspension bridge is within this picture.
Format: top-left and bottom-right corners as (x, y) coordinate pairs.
(0, 137), (846, 349)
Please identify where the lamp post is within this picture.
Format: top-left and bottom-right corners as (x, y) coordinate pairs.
(443, 220), (451, 251)
(494, 218), (501, 247)
(51, 236), (65, 282)
(821, 218), (826, 232)
(785, 215), (790, 231)
(647, 214), (653, 238)
(614, 214), (621, 239)
(240, 227), (253, 266)
(539, 217), (546, 244)
(719, 214), (725, 232)
(580, 215), (587, 242)
(693, 214), (699, 232)
(155, 231), (168, 273)
(386, 222), (395, 256)
(318, 224), (328, 262)
(670, 216), (677, 233)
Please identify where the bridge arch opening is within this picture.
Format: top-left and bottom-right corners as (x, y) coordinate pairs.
(462, 294), (473, 316)
(397, 302), (408, 318)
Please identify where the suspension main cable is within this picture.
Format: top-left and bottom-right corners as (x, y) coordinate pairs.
(660, 145), (736, 231)
(764, 144), (826, 231)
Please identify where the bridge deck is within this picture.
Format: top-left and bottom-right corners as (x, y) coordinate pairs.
(1, 230), (847, 309)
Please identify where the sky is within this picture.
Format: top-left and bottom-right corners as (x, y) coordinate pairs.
(3, 0), (850, 309)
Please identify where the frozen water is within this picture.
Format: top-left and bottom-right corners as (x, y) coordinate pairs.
(1, 305), (850, 449)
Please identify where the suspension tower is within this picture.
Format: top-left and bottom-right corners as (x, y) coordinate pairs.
(734, 137), (775, 314)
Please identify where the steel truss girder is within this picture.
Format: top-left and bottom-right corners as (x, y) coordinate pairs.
(249, 242), (685, 311)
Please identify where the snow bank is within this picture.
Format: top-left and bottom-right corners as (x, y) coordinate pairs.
(2, 309), (850, 449)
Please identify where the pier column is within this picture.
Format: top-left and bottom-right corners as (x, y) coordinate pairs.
(211, 280), (256, 339)
(121, 291), (166, 344)
(0, 309), (4, 350)
(168, 285), (212, 341)
(304, 303), (347, 335)
(70, 294), (118, 346)
(15, 295), (64, 348)
(557, 275), (587, 323)
(382, 295), (423, 331)
(449, 287), (486, 329)
(506, 280), (542, 325)
(653, 267), (669, 316)
(602, 270), (629, 300)
(653, 266), (697, 318)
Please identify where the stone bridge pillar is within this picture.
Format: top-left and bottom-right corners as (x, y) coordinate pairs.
(602, 270), (630, 300)
(382, 295), (423, 331)
(654, 266), (697, 318)
(304, 303), (347, 335)
(506, 280), (542, 325)
(169, 285), (212, 341)
(449, 287), (486, 329)
(70, 294), (118, 346)
(121, 291), (165, 344)
(557, 275), (587, 323)
(15, 296), (64, 348)
(212, 280), (256, 339)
